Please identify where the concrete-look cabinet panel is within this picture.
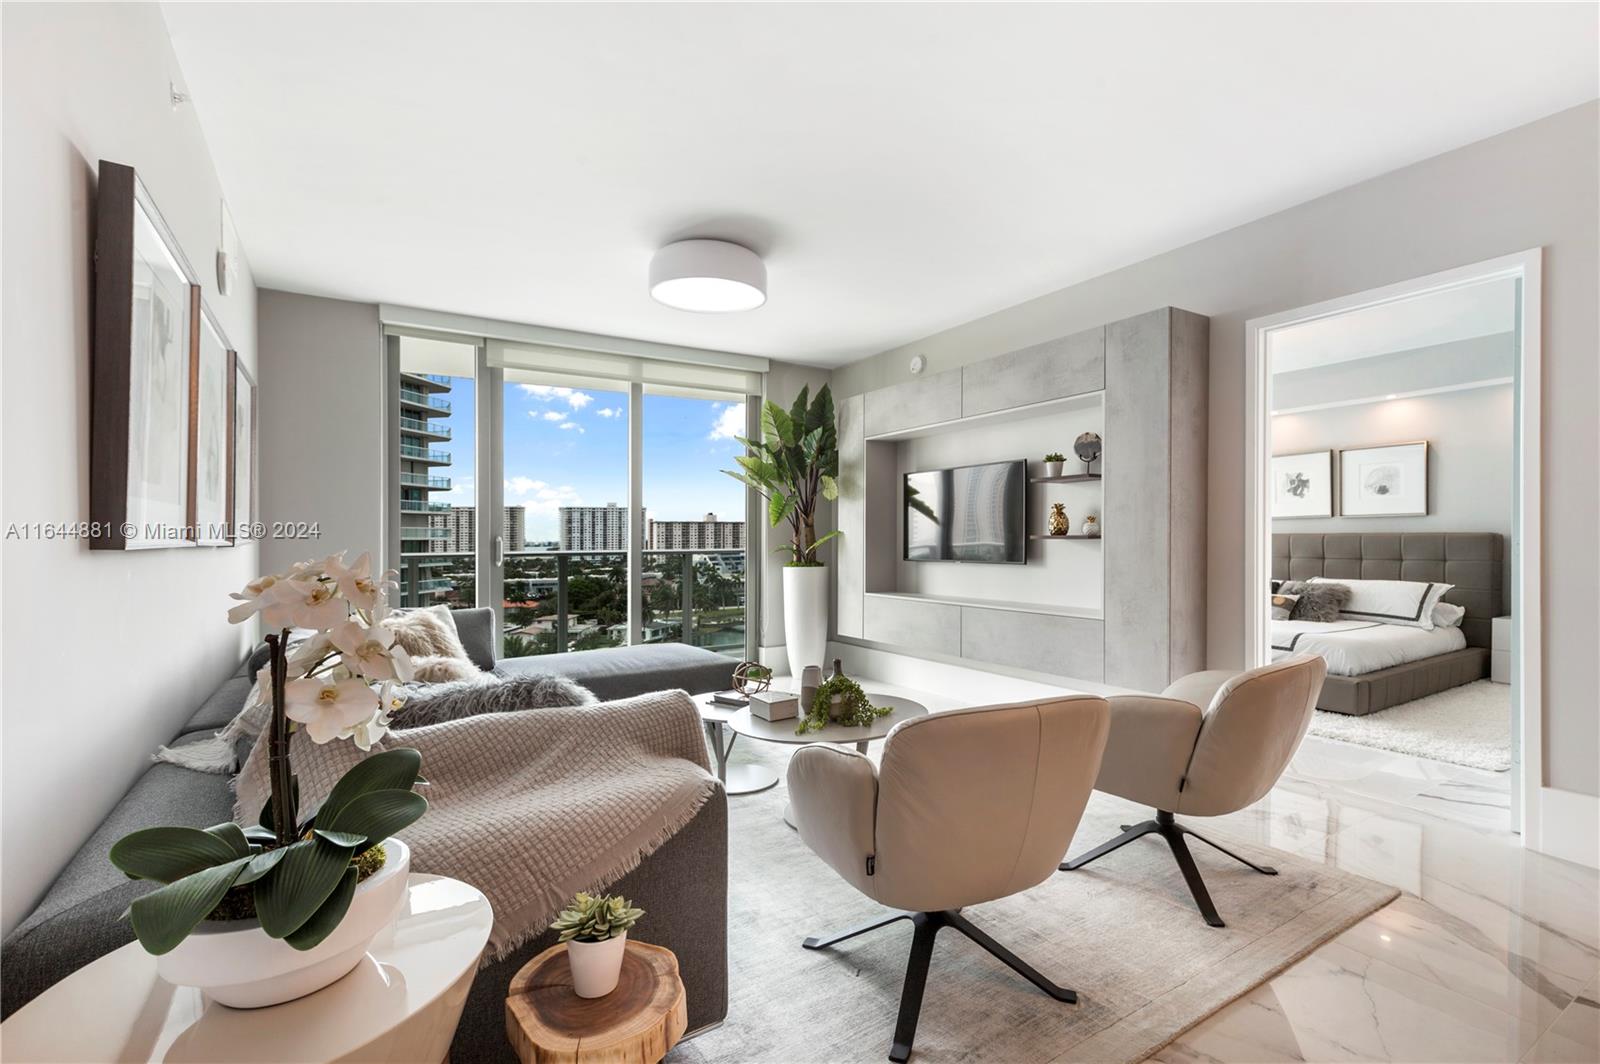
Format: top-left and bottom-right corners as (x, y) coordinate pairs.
(864, 595), (961, 657)
(1103, 308), (1173, 693)
(961, 608), (1103, 681)
(864, 368), (961, 437)
(1167, 309), (1210, 680)
(960, 326), (1105, 418)
(834, 394), (867, 640)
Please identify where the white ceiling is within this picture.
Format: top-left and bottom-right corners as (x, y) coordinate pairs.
(161, 3), (1597, 367)
(1270, 276), (1519, 375)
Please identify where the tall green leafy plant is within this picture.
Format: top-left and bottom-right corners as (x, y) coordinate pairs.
(722, 384), (840, 566)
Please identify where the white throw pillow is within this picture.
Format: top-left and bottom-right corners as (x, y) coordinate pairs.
(1431, 601), (1466, 628)
(1309, 576), (1453, 630)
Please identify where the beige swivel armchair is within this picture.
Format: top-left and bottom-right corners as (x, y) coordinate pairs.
(788, 696), (1110, 1063)
(1059, 655), (1327, 927)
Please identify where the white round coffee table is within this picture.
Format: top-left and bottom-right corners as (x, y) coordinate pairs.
(725, 692), (929, 827)
(693, 693), (781, 795)
(0, 874), (492, 1063)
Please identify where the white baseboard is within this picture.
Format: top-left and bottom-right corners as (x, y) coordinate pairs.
(1536, 787), (1599, 868)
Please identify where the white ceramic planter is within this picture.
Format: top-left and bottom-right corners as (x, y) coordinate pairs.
(782, 565), (829, 678)
(155, 838), (411, 1009)
(568, 931), (628, 998)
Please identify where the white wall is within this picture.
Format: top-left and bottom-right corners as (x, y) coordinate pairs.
(256, 291), (384, 574)
(1, 3), (259, 934)
(1272, 385), (1514, 612)
(832, 102), (1599, 797)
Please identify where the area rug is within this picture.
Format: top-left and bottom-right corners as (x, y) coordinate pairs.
(1308, 679), (1511, 771)
(668, 737), (1399, 1064)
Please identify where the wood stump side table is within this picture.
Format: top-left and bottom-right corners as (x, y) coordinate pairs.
(505, 940), (686, 1064)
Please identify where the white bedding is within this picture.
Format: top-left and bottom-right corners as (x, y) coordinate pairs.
(1270, 618), (1467, 676)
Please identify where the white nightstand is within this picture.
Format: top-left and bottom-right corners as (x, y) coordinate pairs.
(1490, 616), (1512, 684)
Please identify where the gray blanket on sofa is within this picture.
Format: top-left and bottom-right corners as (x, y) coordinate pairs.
(234, 689), (717, 960)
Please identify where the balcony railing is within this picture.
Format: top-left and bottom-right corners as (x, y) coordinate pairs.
(399, 388), (452, 412)
(400, 500), (452, 513)
(399, 444), (451, 464)
(501, 549), (745, 659)
(413, 577), (453, 592)
(400, 473), (451, 490)
(399, 416), (451, 439)
(399, 527), (450, 541)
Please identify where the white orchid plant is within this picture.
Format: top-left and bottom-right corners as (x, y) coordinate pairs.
(109, 551), (428, 956)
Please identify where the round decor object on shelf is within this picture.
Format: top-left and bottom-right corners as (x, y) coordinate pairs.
(1082, 513), (1100, 538)
(1074, 432), (1103, 469)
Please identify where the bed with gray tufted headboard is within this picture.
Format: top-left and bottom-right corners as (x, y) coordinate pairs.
(1271, 532), (1503, 715)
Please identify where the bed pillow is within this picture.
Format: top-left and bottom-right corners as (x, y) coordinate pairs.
(1279, 580), (1350, 623)
(1270, 593), (1299, 621)
(1431, 601), (1466, 628)
(1309, 576), (1453, 630)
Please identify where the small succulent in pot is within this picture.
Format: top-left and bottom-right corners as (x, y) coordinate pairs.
(1043, 452), (1066, 477)
(552, 892), (645, 998)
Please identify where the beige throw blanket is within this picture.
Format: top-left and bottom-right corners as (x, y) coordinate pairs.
(235, 689), (717, 961)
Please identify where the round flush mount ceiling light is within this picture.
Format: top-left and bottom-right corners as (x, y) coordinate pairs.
(649, 239), (766, 312)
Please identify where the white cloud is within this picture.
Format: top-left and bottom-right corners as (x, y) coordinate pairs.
(437, 475), (474, 505)
(709, 402), (746, 441)
(540, 410), (568, 422)
(595, 407), (623, 418)
(559, 422), (585, 433)
(504, 477), (582, 514)
(517, 384), (594, 410)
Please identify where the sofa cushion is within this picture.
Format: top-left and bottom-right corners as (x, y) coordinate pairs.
(496, 643), (736, 702)
(176, 673), (255, 738)
(0, 732), (236, 1018)
(450, 607), (498, 672)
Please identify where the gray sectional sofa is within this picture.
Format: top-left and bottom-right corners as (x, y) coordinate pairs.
(1, 610), (735, 1062)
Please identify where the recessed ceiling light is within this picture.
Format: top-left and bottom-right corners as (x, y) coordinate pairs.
(649, 239), (766, 313)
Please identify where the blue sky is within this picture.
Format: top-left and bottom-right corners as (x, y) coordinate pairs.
(431, 378), (746, 544)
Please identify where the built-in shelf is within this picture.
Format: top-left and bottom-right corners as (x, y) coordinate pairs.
(864, 590), (1103, 621)
(1029, 473), (1102, 484)
(1028, 534), (1102, 541)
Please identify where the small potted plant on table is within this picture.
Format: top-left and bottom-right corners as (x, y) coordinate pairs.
(551, 892), (645, 998)
(1043, 452), (1066, 478)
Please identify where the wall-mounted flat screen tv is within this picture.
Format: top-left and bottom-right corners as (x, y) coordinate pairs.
(903, 459), (1027, 564)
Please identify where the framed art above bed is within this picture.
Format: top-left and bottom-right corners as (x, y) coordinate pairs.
(1271, 450), (1333, 519)
(1339, 441), (1428, 517)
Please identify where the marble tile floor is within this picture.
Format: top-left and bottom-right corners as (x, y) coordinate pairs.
(722, 675), (1598, 1063)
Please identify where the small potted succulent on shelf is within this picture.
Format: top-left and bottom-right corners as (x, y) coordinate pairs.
(1043, 452), (1066, 478)
(551, 892), (645, 998)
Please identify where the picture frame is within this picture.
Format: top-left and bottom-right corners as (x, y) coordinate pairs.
(91, 161), (201, 550)
(230, 356), (258, 539)
(1270, 449), (1333, 519)
(190, 303), (234, 546)
(1339, 441), (1429, 517)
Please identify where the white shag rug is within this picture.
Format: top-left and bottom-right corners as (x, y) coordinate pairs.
(1309, 680), (1511, 771)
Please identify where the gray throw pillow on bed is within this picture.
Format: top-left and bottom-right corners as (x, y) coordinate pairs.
(1279, 580), (1351, 623)
(394, 672), (597, 729)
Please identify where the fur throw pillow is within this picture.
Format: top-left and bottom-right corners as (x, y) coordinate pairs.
(410, 654), (486, 685)
(394, 671), (597, 729)
(1279, 580), (1351, 623)
(383, 605), (470, 662)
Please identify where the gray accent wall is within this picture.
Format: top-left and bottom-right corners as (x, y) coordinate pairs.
(831, 102), (1599, 797)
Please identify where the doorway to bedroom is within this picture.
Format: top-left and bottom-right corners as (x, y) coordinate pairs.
(1245, 252), (1540, 836)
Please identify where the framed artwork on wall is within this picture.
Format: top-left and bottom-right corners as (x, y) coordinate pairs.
(1339, 441), (1429, 517)
(230, 356), (257, 538)
(190, 304), (233, 546)
(1271, 450), (1333, 519)
(91, 160), (201, 550)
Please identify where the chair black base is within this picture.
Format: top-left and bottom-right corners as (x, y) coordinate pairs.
(802, 908), (1077, 1062)
(1058, 809), (1277, 928)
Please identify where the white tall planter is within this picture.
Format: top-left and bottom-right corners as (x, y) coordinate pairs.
(782, 565), (829, 678)
(154, 838), (411, 1008)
